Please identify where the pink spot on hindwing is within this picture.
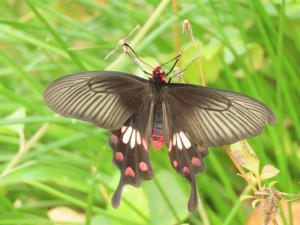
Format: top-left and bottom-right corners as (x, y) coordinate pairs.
(191, 157), (201, 166)
(168, 141), (173, 152)
(110, 134), (118, 145)
(139, 162), (148, 171)
(183, 166), (190, 174)
(142, 138), (148, 151)
(124, 167), (135, 177)
(173, 160), (178, 168)
(115, 152), (124, 161)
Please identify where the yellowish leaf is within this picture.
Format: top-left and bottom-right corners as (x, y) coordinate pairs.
(245, 43), (264, 71)
(48, 207), (85, 224)
(260, 165), (280, 180)
(230, 140), (260, 175)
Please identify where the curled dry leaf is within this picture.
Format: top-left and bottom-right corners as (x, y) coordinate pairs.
(230, 140), (259, 175)
(260, 165), (280, 181)
(252, 199), (262, 209)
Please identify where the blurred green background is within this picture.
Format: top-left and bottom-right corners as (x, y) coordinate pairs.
(0, 0), (299, 225)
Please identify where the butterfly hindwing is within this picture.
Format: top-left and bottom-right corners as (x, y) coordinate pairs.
(109, 101), (154, 208)
(163, 107), (208, 212)
(44, 71), (149, 131)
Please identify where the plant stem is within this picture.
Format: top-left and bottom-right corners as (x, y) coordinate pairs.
(106, 0), (171, 70)
(1, 123), (50, 177)
(184, 20), (206, 86)
(172, 0), (181, 57)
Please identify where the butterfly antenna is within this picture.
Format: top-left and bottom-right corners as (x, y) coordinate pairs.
(165, 37), (188, 76)
(122, 43), (154, 72)
(105, 25), (153, 77)
(167, 55), (200, 83)
(123, 44), (152, 77)
(105, 25), (141, 60)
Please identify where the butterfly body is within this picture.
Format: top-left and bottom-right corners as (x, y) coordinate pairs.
(44, 67), (275, 212)
(152, 103), (164, 150)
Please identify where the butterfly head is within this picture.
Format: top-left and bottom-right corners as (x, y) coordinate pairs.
(152, 66), (167, 83)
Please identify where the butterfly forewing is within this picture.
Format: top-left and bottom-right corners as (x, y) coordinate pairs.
(162, 83), (275, 147)
(44, 71), (148, 131)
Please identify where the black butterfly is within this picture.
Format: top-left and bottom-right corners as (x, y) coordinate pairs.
(44, 57), (275, 212)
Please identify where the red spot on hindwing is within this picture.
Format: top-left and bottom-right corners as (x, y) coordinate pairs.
(139, 162), (148, 171)
(125, 167), (135, 177)
(173, 160), (178, 168)
(191, 157), (201, 166)
(142, 139), (148, 151)
(183, 166), (190, 174)
(115, 152), (124, 161)
(110, 134), (118, 145)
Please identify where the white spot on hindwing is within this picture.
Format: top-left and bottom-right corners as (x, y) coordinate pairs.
(136, 131), (141, 145)
(172, 131), (191, 150)
(168, 140), (173, 152)
(121, 126), (127, 133)
(173, 134), (176, 146)
(179, 131), (191, 148)
(176, 133), (182, 150)
(130, 129), (136, 148)
(122, 126), (132, 144)
(122, 126), (141, 148)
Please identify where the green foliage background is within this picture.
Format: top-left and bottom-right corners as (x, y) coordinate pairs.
(0, 0), (299, 224)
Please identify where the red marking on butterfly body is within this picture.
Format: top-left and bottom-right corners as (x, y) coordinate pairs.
(151, 66), (167, 84)
(152, 127), (164, 150)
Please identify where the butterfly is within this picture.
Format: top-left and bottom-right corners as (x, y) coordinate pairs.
(44, 52), (275, 212)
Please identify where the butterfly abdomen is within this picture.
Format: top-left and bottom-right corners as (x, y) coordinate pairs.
(152, 103), (164, 149)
